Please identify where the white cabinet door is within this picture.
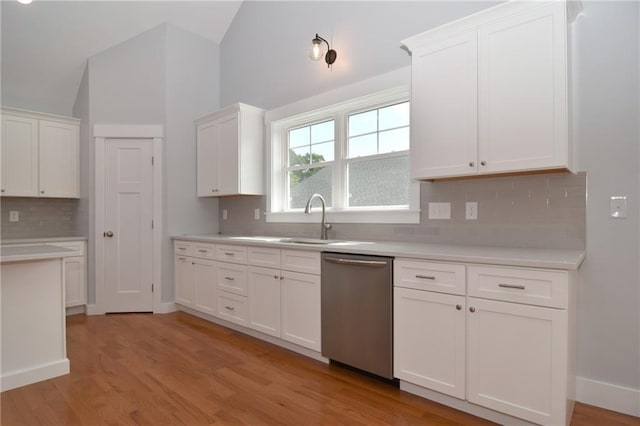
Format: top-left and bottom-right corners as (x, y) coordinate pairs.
(467, 297), (568, 425)
(196, 120), (220, 197)
(478, 2), (568, 174)
(247, 266), (281, 337)
(39, 120), (79, 198)
(175, 256), (195, 307)
(64, 255), (86, 307)
(193, 259), (216, 316)
(394, 288), (466, 399)
(281, 271), (321, 351)
(217, 114), (239, 196)
(411, 31), (478, 180)
(1, 114), (38, 196)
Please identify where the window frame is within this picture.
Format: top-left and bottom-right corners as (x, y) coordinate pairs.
(266, 85), (420, 224)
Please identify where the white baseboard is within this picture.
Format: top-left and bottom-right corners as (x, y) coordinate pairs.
(85, 304), (104, 315)
(65, 305), (86, 316)
(576, 376), (640, 417)
(1, 358), (70, 392)
(154, 302), (177, 314)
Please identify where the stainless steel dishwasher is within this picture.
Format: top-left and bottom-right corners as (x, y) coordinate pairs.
(321, 252), (393, 379)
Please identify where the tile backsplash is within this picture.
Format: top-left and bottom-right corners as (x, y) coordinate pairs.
(219, 172), (586, 250)
(1, 198), (81, 239)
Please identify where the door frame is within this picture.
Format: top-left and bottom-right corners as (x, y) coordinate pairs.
(92, 124), (163, 314)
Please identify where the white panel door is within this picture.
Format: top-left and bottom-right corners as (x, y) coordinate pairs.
(196, 120), (220, 197)
(217, 114), (239, 195)
(248, 266), (281, 337)
(394, 288), (466, 399)
(193, 259), (216, 316)
(410, 31), (478, 180)
(467, 297), (568, 425)
(39, 120), (79, 198)
(478, 2), (568, 174)
(1, 114), (38, 196)
(64, 255), (86, 307)
(281, 271), (321, 351)
(104, 139), (154, 312)
(175, 256), (194, 307)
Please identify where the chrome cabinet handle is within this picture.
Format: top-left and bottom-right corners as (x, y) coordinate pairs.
(40, 190), (45, 194)
(274, 275), (279, 279)
(224, 252), (235, 256)
(469, 307), (476, 313)
(480, 161), (487, 166)
(103, 231), (114, 238)
(178, 247), (186, 250)
(224, 305), (235, 311)
(456, 304), (462, 310)
(198, 249), (207, 253)
(499, 283), (526, 290)
(224, 276), (235, 281)
(415, 274), (436, 280)
(469, 161), (475, 167)
(324, 257), (387, 267)
(177, 257), (187, 261)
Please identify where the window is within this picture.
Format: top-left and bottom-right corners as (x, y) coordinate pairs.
(268, 86), (419, 224)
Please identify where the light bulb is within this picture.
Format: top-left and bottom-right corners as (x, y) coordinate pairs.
(17, 0), (33, 4)
(310, 40), (324, 61)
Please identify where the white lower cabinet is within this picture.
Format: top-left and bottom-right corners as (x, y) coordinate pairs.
(281, 270), (321, 351)
(247, 266), (281, 337)
(394, 287), (466, 399)
(394, 258), (576, 426)
(174, 255), (195, 306)
(193, 259), (217, 316)
(64, 256), (86, 307)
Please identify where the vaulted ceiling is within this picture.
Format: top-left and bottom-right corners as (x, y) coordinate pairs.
(1, 0), (243, 115)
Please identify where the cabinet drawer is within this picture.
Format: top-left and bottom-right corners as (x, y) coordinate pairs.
(394, 259), (465, 295)
(467, 265), (568, 308)
(193, 243), (216, 260)
(281, 250), (320, 275)
(216, 244), (248, 264)
(174, 241), (194, 257)
(217, 262), (248, 296)
(218, 291), (248, 326)
(248, 247), (281, 269)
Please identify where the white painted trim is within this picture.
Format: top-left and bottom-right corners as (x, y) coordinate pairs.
(1, 106), (80, 124)
(93, 124), (163, 138)
(154, 302), (177, 314)
(93, 125), (163, 315)
(1, 359), (70, 392)
(576, 376), (640, 417)
(65, 305), (85, 316)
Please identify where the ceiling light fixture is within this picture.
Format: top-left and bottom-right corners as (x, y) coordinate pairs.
(310, 33), (337, 68)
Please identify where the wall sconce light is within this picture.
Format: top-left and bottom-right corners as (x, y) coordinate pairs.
(310, 33), (337, 68)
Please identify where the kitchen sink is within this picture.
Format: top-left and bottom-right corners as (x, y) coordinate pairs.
(227, 236), (284, 242)
(279, 238), (344, 245)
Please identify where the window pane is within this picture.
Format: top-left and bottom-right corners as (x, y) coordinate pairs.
(379, 102), (410, 131)
(289, 167), (332, 209)
(348, 109), (377, 137)
(311, 141), (334, 162)
(379, 127), (410, 154)
(311, 120), (334, 143)
(289, 146), (310, 166)
(348, 156), (409, 207)
(348, 134), (377, 158)
(289, 126), (310, 148)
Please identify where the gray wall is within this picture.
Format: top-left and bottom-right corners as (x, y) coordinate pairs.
(572, 1), (640, 390)
(219, 0), (639, 396)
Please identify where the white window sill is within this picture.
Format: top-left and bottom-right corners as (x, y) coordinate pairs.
(265, 209), (421, 224)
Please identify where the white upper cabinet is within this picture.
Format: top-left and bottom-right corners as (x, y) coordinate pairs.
(403, 1), (574, 180)
(196, 103), (264, 197)
(1, 108), (79, 198)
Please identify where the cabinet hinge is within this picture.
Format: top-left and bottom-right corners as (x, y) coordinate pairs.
(151, 220), (154, 229)
(152, 283), (154, 292)
(151, 156), (154, 166)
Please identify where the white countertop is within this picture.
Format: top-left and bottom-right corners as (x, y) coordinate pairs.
(0, 244), (81, 263)
(1, 236), (87, 245)
(172, 234), (585, 270)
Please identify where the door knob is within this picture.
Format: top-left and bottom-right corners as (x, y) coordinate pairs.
(104, 231), (114, 238)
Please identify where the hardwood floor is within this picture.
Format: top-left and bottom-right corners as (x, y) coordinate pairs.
(1, 312), (638, 426)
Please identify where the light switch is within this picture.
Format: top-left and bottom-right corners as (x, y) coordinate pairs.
(465, 202), (478, 220)
(222, 209), (228, 220)
(9, 211), (19, 222)
(428, 202), (451, 220)
(254, 208), (261, 220)
(610, 196), (627, 219)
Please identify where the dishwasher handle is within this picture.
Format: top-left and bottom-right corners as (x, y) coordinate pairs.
(323, 256), (388, 267)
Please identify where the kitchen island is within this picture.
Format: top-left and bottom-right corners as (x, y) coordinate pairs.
(1, 244), (80, 391)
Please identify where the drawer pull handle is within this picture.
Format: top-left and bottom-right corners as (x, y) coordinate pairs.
(498, 283), (526, 290)
(224, 252), (235, 256)
(456, 304), (462, 310)
(178, 247), (186, 250)
(416, 275), (436, 280)
(224, 276), (235, 281)
(224, 305), (235, 311)
(177, 257), (187, 261)
(469, 307), (476, 313)
(198, 249), (207, 253)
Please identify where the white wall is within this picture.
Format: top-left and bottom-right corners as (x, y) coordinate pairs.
(164, 24), (220, 302)
(219, 0), (640, 414)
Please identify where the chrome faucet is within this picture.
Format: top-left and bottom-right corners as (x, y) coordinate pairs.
(304, 193), (331, 240)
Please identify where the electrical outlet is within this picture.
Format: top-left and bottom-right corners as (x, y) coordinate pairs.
(465, 202), (478, 220)
(222, 209), (228, 220)
(9, 211), (19, 222)
(610, 196), (627, 219)
(428, 202), (451, 220)
(254, 208), (261, 220)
